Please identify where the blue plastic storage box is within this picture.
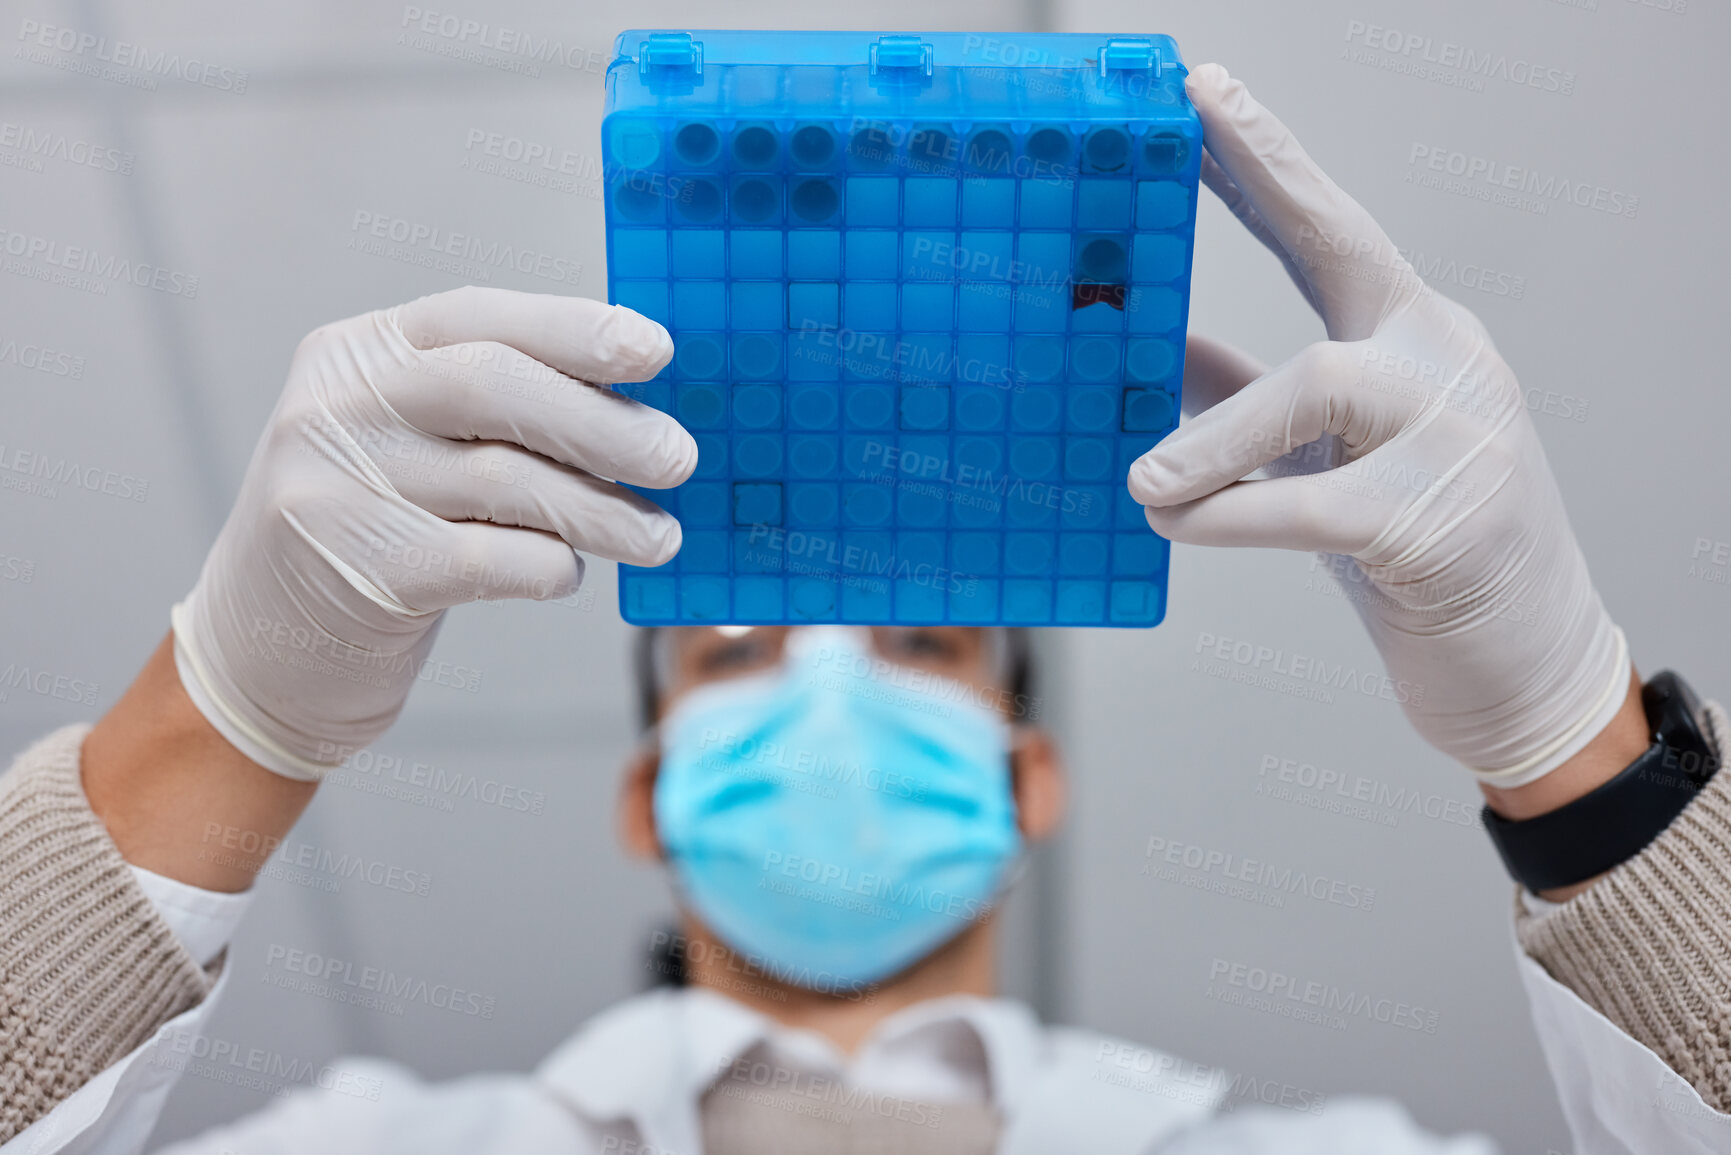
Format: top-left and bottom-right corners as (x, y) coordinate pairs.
(603, 30), (1199, 627)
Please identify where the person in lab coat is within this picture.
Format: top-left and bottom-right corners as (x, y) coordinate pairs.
(1, 63), (1728, 1155)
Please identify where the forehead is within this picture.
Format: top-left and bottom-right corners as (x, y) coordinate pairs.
(661, 623), (997, 651)
(659, 624), (1000, 667)
(647, 625), (1008, 717)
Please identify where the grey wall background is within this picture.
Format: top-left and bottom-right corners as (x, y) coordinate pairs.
(1, 1), (1725, 1152)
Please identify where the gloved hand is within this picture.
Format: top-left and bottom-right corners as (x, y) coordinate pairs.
(171, 286), (693, 780)
(1130, 65), (1629, 787)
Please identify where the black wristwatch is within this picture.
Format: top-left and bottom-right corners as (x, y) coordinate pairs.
(1482, 671), (1722, 893)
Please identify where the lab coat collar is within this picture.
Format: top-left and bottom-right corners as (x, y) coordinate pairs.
(534, 985), (1045, 1152)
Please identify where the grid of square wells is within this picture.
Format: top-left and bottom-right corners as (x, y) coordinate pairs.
(607, 116), (1193, 626)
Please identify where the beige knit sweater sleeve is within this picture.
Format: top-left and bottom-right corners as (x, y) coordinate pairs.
(0, 725), (216, 1144)
(1517, 699), (1731, 1112)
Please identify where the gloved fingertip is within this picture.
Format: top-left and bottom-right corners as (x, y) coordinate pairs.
(1186, 62), (1256, 131)
(1125, 455), (1167, 506)
(651, 513), (684, 567)
(613, 305), (674, 373)
(675, 443), (702, 488)
(670, 431), (700, 486)
(647, 319), (674, 366)
(631, 416), (699, 490)
(639, 314), (675, 368)
(1185, 61), (1230, 99)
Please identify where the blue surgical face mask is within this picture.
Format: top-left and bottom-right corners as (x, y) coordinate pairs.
(653, 628), (1023, 993)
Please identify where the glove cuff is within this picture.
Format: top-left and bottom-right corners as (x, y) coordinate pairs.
(1467, 624), (1631, 789)
(170, 600), (333, 782)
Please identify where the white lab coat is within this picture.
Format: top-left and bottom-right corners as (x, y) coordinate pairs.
(6, 930), (1729, 1155)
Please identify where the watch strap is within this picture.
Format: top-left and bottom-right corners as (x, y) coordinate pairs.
(1483, 671), (1722, 893)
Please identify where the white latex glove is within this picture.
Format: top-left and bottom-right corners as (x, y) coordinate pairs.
(172, 286), (693, 780)
(1130, 65), (1629, 787)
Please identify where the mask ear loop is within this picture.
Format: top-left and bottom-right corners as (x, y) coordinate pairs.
(976, 839), (1034, 928)
(645, 628), (679, 737)
(982, 718), (1037, 914)
(993, 851), (1033, 903)
(981, 626), (1011, 693)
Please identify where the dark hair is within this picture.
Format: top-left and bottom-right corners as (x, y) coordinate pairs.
(632, 627), (1036, 732)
